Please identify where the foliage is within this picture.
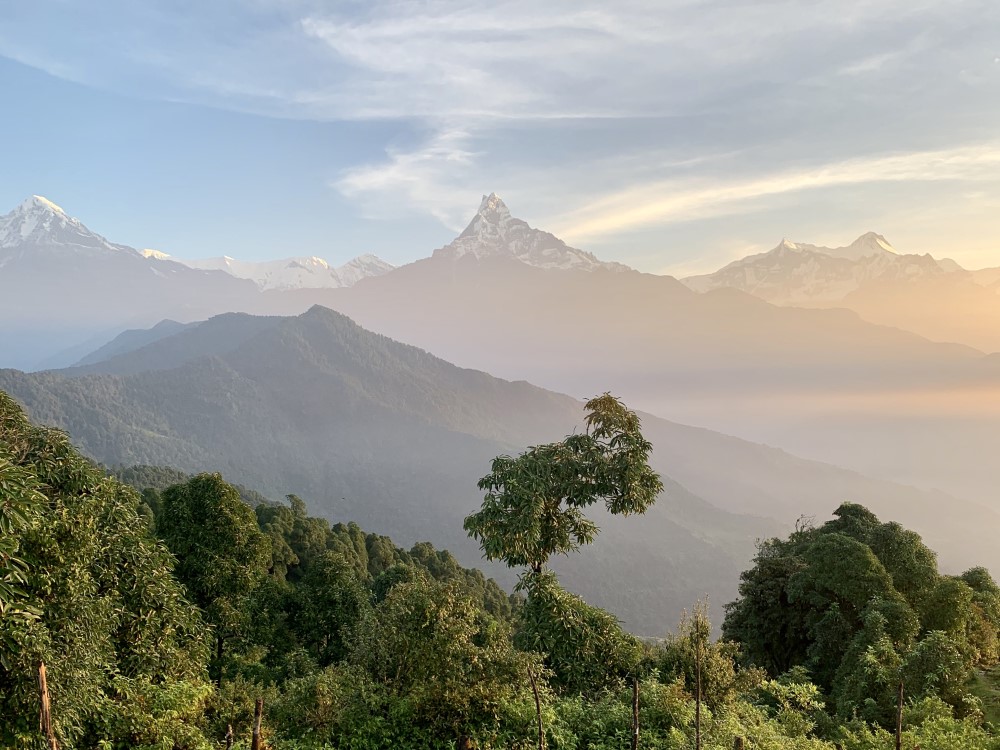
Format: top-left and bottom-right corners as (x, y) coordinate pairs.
(724, 502), (1000, 726)
(0, 391), (210, 749)
(464, 393), (663, 573)
(4, 391), (1000, 750)
(516, 569), (642, 694)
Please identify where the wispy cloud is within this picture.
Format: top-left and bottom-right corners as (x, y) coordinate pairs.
(550, 143), (1000, 241)
(2, 0), (998, 267)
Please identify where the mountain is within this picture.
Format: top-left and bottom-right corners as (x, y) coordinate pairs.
(6, 193), (999, 508)
(4, 306), (998, 634)
(682, 232), (962, 304)
(0, 196), (262, 370)
(72, 319), (199, 367)
(682, 233), (1000, 354)
(243, 200), (1000, 508)
(149, 251), (395, 291)
(434, 193), (632, 272)
(0, 195), (135, 255)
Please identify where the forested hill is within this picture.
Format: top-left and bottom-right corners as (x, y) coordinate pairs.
(2, 305), (997, 633)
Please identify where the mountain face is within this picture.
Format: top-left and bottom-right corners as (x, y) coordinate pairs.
(0, 195), (392, 369)
(148, 251), (395, 291)
(0, 196), (264, 370)
(434, 193), (631, 272)
(682, 233), (963, 304)
(260, 205), (999, 508)
(681, 232), (1000, 354)
(5, 305), (997, 633)
(0, 195), (134, 256)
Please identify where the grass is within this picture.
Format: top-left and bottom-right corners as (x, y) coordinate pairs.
(969, 667), (1000, 726)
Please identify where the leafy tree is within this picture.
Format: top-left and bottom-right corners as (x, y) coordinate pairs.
(0, 392), (209, 748)
(724, 502), (1000, 727)
(464, 393), (662, 574)
(656, 601), (764, 712)
(349, 574), (531, 738)
(293, 551), (372, 667)
(516, 570), (643, 694)
(158, 473), (272, 682)
(464, 394), (661, 695)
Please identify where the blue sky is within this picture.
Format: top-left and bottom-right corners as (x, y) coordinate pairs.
(2, 0), (999, 273)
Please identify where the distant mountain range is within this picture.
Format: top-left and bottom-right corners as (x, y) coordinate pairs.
(144, 250), (395, 291)
(5, 305), (997, 634)
(682, 232), (1000, 353)
(0, 196), (390, 369)
(4, 191), (1000, 510)
(682, 232), (962, 303)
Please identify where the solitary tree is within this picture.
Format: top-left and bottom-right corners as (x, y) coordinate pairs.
(464, 393), (662, 577)
(464, 394), (662, 693)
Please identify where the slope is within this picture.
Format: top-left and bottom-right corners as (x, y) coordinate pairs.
(4, 307), (998, 633)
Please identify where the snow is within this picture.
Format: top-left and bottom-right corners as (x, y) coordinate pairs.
(0, 194), (133, 255)
(682, 232), (969, 303)
(438, 193), (632, 273)
(162, 252), (395, 290)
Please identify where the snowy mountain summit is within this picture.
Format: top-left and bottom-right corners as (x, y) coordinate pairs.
(434, 193), (631, 272)
(0, 195), (133, 256)
(683, 232), (963, 304)
(158, 252), (395, 291)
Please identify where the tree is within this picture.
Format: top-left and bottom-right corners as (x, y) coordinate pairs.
(464, 394), (662, 575)
(0, 392), (209, 748)
(159, 473), (272, 682)
(465, 394), (661, 694)
(349, 574), (531, 736)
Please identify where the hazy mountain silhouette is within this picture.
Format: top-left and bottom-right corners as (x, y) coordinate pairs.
(5, 306), (997, 632)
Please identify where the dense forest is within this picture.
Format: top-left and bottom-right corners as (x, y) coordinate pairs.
(3, 389), (1000, 749)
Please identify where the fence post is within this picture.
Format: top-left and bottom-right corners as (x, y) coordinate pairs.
(37, 662), (58, 750)
(251, 698), (263, 750)
(896, 680), (904, 750)
(631, 675), (640, 750)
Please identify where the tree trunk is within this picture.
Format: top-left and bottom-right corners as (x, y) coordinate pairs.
(225, 724), (234, 750)
(37, 662), (58, 750)
(527, 665), (545, 750)
(631, 675), (640, 750)
(695, 639), (702, 750)
(251, 698), (263, 750)
(896, 680), (904, 750)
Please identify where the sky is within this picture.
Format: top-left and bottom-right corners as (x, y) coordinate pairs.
(1, 0), (999, 275)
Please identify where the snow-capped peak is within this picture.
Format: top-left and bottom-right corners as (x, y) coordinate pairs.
(163, 252), (395, 290)
(439, 193), (632, 273)
(0, 195), (132, 254)
(142, 248), (172, 260)
(682, 231), (959, 303)
(23, 195), (67, 215)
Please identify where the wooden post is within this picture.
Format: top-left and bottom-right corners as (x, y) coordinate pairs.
(251, 698), (263, 750)
(527, 665), (545, 750)
(733, 737), (744, 750)
(37, 662), (58, 750)
(695, 638), (702, 750)
(224, 724), (234, 750)
(631, 675), (640, 750)
(895, 680), (904, 750)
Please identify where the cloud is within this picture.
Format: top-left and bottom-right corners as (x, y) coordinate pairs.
(549, 143), (1000, 242)
(335, 128), (484, 229)
(2, 0), (999, 267)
